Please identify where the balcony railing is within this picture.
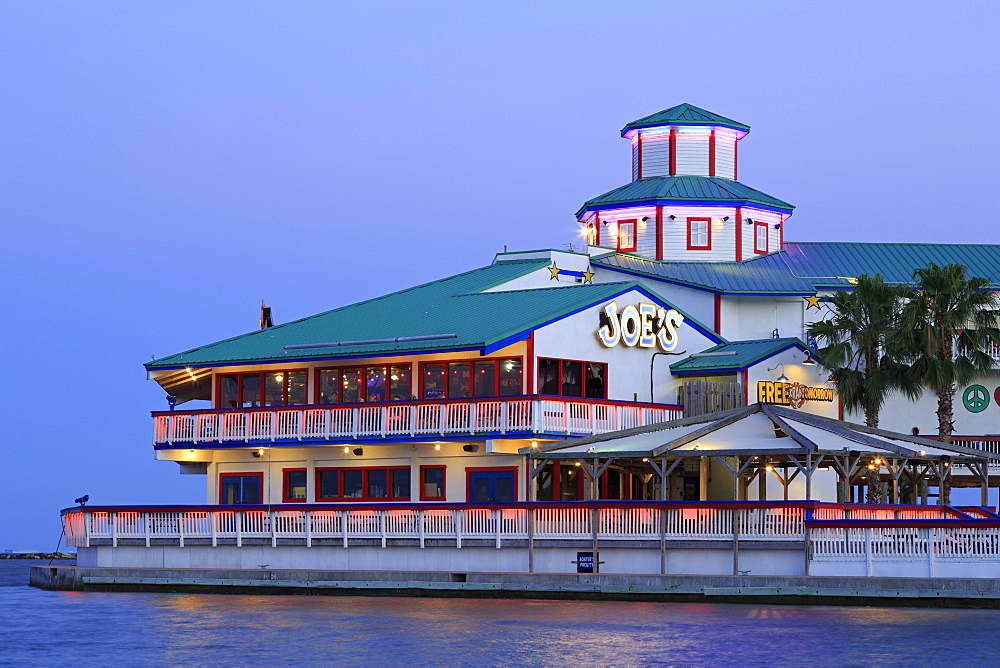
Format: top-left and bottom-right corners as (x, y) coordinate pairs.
(152, 396), (683, 446)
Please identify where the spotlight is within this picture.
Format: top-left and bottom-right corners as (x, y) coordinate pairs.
(74, 495), (89, 507)
(722, 216), (729, 222)
(668, 215), (676, 220)
(462, 444), (480, 452)
(353, 448), (364, 456)
(252, 449), (264, 458)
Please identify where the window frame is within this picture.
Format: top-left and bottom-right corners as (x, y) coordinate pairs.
(465, 466), (520, 503)
(686, 217), (712, 251)
(537, 357), (608, 399)
(314, 364), (413, 404)
(754, 221), (769, 254)
(218, 472), (265, 505)
(616, 219), (637, 252)
(281, 467), (308, 503)
(216, 369), (309, 408)
(314, 466), (411, 502)
(419, 465), (447, 501)
(418, 357), (523, 400)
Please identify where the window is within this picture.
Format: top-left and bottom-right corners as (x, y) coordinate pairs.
(217, 370), (307, 408)
(534, 462), (584, 502)
(316, 365), (412, 403)
(420, 466), (446, 500)
(315, 467), (411, 501)
(219, 473), (263, 505)
(754, 221), (768, 254)
(420, 358), (522, 399)
(538, 358), (607, 398)
(282, 468), (307, 502)
(617, 219), (636, 252)
(467, 467), (518, 502)
(687, 217), (711, 250)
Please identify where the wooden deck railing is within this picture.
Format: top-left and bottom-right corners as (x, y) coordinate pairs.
(151, 396), (683, 445)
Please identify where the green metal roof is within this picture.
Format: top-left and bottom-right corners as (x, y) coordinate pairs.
(621, 103), (750, 136)
(595, 254), (824, 294)
(576, 176), (794, 217)
(670, 338), (810, 374)
(146, 260), (722, 370)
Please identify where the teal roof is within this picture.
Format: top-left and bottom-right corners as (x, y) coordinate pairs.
(576, 176), (794, 217)
(621, 103), (750, 136)
(146, 260), (721, 370)
(670, 338), (810, 374)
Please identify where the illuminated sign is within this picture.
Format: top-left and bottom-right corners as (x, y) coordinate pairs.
(757, 381), (834, 409)
(597, 301), (683, 352)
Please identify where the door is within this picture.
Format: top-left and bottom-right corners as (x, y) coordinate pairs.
(220, 474), (263, 504)
(468, 469), (516, 502)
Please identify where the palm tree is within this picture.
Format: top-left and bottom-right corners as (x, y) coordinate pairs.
(807, 274), (912, 429)
(894, 263), (1000, 444)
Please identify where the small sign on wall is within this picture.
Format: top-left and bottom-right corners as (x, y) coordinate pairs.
(576, 551), (597, 573)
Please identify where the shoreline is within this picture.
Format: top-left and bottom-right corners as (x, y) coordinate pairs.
(30, 566), (1000, 609)
(2, 553), (75, 560)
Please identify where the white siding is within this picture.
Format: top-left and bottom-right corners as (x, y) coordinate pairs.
(601, 206), (657, 259)
(639, 131), (670, 177)
(631, 136), (639, 181)
(740, 209), (782, 259)
(661, 206), (738, 262)
(674, 128), (710, 176)
(714, 133), (737, 179)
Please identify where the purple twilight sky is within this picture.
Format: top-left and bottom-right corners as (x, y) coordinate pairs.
(3, 2), (999, 548)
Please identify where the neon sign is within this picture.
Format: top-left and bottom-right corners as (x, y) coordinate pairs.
(597, 301), (683, 352)
(757, 381), (834, 409)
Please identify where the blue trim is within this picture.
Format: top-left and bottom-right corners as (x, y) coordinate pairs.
(155, 430), (598, 449)
(484, 331), (531, 355)
(147, 346), (485, 371)
(558, 269), (585, 278)
(621, 122), (749, 136)
(576, 198), (793, 218)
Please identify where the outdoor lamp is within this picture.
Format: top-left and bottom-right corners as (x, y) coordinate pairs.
(767, 363), (789, 382)
(353, 448), (364, 456)
(166, 395), (178, 411)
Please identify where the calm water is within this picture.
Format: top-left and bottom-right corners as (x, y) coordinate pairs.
(3, 560), (1000, 665)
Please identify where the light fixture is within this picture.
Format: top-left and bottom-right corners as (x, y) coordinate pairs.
(746, 218), (754, 225)
(692, 444), (701, 450)
(867, 464), (875, 470)
(353, 448), (364, 456)
(802, 353), (816, 365)
(641, 216), (649, 222)
(944, 461), (950, 467)
(343, 446), (350, 454)
(919, 450), (926, 457)
(767, 363), (789, 382)
(252, 448), (264, 458)
(575, 462), (581, 467)
(765, 465), (773, 472)
(722, 216), (729, 222)
(435, 444), (441, 451)
(275, 374), (283, 383)
(531, 441), (538, 448)
(669, 215), (676, 220)
(774, 224), (781, 230)
(166, 395), (178, 411)
(462, 444), (479, 452)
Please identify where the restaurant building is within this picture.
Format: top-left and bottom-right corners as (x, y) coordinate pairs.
(60, 104), (1000, 577)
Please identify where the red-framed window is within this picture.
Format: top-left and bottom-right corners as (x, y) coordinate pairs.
(617, 219), (637, 252)
(219, 472), (264, 505)
(315, 364), (412, 404)
(535, 464), (630, 501)
(282, 468), (307, 503)
(687, 217), (712, 250)
(754, 221), (768, 254)
(315, 466), (411, 501)
(420, 465), (447, 501)
(419, 357), (523, 399)
(537, 358), (606, 398)
(217, 370), (308, 408)
(466, 467), (519, 502)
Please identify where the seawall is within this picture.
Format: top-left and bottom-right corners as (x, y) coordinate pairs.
(30, 566), (1000, 609)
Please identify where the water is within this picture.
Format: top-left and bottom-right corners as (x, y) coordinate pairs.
(4, 560), (1000, 665)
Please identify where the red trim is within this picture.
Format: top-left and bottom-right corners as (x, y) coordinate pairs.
(636, 134), (643, 179)
(735, 206), (743, 261)
(616, 219), (637, 252)
(217, 368), (309, 408)
(742, 369), (749, 406)
(686, 217), (712, 251)
(714, 294), (722, 335)
(281, 468), (307, 503)
(314, 364), (413, 404)
(734, 138), (738, 181)
(669, 128), (677, 175)
(315, 466), (411, 502)
(419, 465), (447, 501)
(218, 472), (265, 505)
(708, 130), (716, 177)
(416, 357), (523, 400)
(779, 216), (785, 249)
(655, 205), (663, 260)
(753, 221), (768, 254)
(465, 466), (519, 502)
(526, 333), (535, 395)
(594, 213), (601, 246)
(537, 358), (608, 399)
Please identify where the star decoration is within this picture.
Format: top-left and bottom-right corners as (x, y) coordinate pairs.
(804, 294), (823, 309)
(548, 263), (561, 280)
(582, 267), (595, 284)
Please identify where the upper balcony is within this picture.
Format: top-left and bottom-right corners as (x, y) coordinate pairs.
(152, 395), (683, 447)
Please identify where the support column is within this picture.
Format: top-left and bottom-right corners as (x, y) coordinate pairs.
(699, 457), (709, 501)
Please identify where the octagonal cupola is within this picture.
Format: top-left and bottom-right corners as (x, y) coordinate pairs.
(622, 103), (749, 180)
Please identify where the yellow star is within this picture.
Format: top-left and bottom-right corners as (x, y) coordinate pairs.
(548, 263), (561, 280)
(582, 267), (595, 284)
(804, 294), (823, 309)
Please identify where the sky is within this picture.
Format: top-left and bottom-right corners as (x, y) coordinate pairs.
(3, 1), (999, 549)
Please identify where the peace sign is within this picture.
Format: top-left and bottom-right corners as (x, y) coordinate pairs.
(963, 385), (990, 413)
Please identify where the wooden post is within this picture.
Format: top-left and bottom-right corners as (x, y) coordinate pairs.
(759, 457), (767, 501)
(699, 457), (709, 501)
(528, 507), (535, 573)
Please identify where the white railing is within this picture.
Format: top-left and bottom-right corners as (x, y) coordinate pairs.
(152, 397), (683, 445)
(64, 504), (808, 548)
(810, 526), (1000, 562)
